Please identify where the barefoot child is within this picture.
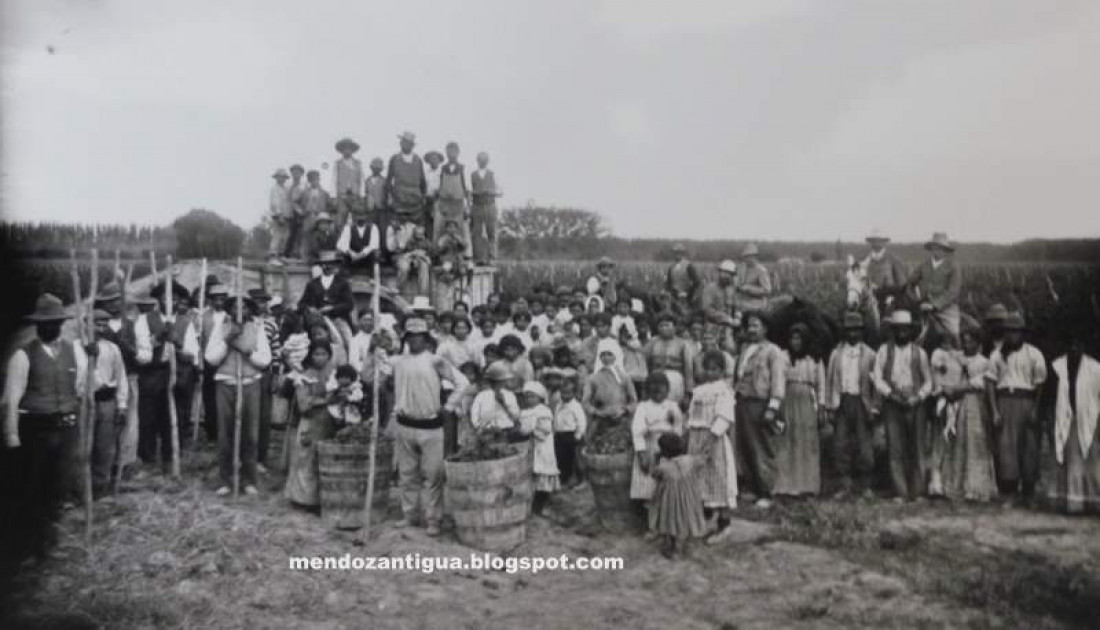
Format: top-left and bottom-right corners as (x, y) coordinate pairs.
(520, 381), (559, 515)
(650, 433), (707, 559)
(553, 376), (587, 487)
(686, 351), (738, 545)
(631, 372), (684, 528)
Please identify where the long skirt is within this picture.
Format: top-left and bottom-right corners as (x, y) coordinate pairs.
(941, 392), (998, 502)
(630, 430), (675, 500)
(284, 410), (333, 507)
(1050, 418), (1100, 514)
(687, 428), (737, 509)
(774, 383), (821, 496)
(649, 462), (707, 540)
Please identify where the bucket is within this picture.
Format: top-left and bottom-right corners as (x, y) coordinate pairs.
(581, 448), (639, 532)
(445, 444), (532, 551)
(317, 437), (394, 530)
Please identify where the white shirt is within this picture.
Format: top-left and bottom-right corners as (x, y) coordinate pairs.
(320, 274), (335, 290)
(470, 389), (520, 430)
(336, 223), (379, 257)
(839, 343), (862, 396)
(93, 338), (130, 409)
(425, 167), (441, 197)
(931, 258), (944, 270)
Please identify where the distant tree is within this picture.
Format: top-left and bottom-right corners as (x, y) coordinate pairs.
(246, 224), (272, 259)
(809, 251), (827, 263)
(498, 207), (608, 240)
(172, 209), (245, 259)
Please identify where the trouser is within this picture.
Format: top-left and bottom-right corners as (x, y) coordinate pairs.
(91, 398), (122, 495)
(833, 394), (874, 484)
(285, 217), (304, 258)
(18, 417), (76, 557)
(925, 304), (960, 348)
(268, 221), (288, 258)
(174, 362), (197, 449)
(396, 253), (431, 298)
(258, 371), (273, 466)
(394, 422), (444, 526)
(137, 367), (171, 467)
(202, 365), (219, 442)
(361, 380), (393, 428)
(554, 432), (578, 485)
(995, 392), (1040, 495)
(442, 412), (458, 457)
(883, 400), (927, 500)
(216, 380), (261, 488)
(470, 201), (497, 263)
(736, 397), (777, 497)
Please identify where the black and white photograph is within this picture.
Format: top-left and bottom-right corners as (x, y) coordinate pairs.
(1, 1), (1099, 628)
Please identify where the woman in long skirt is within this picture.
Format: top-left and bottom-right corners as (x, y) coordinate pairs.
(284, 342), (336, 508)
(1049, 336), (1100, 514)
(940, 328), (999, 502)
(774, 324), (825, 497)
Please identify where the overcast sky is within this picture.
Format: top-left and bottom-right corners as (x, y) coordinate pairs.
(2, 0), (1098, 242)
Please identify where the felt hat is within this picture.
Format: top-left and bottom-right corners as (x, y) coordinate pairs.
(397, 131), (416, 143)
(132, 294), (158, 306)
(95, 281), (123, 302)
(984, 303), (1009, 322)
(522, 381), (548, 402)
(314, 212), (334, 224)
(403, 317), (429, 337)
(672, 243), (686, 254)
(424, 150), (444, 164)
(410, 296), (433, 312)
(92, 308), (112, 321)
(1002, 312), (1027, 330)
(314, 250), (340, 265)
(842, 311), (865, 329)
(597, 256), (615, 269)
(247, 288), (272, 302)
(289, 164), (305, 174)
(335, 137), (360, 153)
(887, 310), (915, 327)
(865, 228), (890, 244)
(925, 232), (955, 252)
(25, 293), (72, 322)
(207, 284), (229, 297)
(272, 168), (289, 179)
(740, 243), (760, 258)
(718, 259), (738, 274)
(484, 362), (513, 382)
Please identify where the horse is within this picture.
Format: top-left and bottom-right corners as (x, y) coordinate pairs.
(763, 294), (840, 362)
(844, 254), (889, 345)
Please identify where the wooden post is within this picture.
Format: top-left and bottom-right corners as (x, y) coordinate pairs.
(165, 255), (180, 479)
(71, 249), (95, 547)
(233, 256), (243, 497)
(360, 256), (382, 544)
(112, 261), (133, 495)
(191, 258), (207, 449)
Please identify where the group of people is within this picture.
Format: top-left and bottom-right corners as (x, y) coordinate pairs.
(265, 133), (503, 297)
(4, 229), (1098, 562)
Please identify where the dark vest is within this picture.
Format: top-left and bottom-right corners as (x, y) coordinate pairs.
(348, 224), (373, 253)
(19, 339), (80, 416)
(390, 154), (425, 208)
(471, 169), (497, 199)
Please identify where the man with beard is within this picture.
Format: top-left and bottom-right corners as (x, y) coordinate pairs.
(872, 310), (933, 502)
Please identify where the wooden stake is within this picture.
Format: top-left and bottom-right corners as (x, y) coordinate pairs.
(233, 256), (243, 497)
(112, 261), (133, 496)
(165, 255), (180, 479)
(71, 249), (95, 547)
(191, 258), (207, 449)
(360, 256), (382, 544)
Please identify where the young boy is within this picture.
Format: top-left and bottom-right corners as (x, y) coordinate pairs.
(89, 309), (130, 498)
(823, 312), (878, 498)
(436, 142), (473, 260)
(423, 150), (445, 239)
(386, 221), (431, 298)
(333, 138), (364, 227)
(553, 377), (587, 487)
(435, 219), (469, 282)
(470, 151), (501, 265)
(611, 298), (638, 340)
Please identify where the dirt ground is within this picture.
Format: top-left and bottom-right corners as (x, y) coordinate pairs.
(3, 441), (1099, 630)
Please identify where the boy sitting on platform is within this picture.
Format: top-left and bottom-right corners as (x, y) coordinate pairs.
(435, 218), (469, 282)
(386, 221), (431, 297)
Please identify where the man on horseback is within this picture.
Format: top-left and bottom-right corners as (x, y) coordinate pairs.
(907, 232), (963, 347)
(862, 229), (908, 309)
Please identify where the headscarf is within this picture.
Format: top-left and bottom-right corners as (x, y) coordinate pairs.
(596, 337), (625, 383)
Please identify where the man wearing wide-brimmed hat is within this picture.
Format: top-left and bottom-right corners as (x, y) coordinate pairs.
(130, 292), (175, 473)
(734, 243), (773, 313)
(303, 211), (338, 268)
(470, 151), (501, 265)
(906, 232), (963, 346)
(585, 257), (619, 309)
(3, 294), (88, 557)
(860, 228), (908, 309)
(152, 276), (201, 450)
(988, 312), (1048, 503)
(299, 250), (355, 350)
(203, 289), (271, 497)
(666, 243), (701, 304)
(333, 138), (364, 223)
(267, 168), (293, 266)
(391, 317), (468, 536)
(335, 202), (380, 271)
(387, 131), (427, 226)
(247, 287), (281, 472)
(199, 283), (231, 442)
(823, 311), (878, 497)
(699, 259), (739, 328)
(286, 164), (308, 258)
(872, 309), (933, 502)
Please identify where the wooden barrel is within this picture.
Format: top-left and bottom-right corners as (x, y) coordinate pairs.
(445, 445), (532, 551)
(317, 437), (394, 530)
(582, 448), (639, 532)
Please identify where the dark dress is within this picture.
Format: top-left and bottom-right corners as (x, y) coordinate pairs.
(649, 455), (707, 539)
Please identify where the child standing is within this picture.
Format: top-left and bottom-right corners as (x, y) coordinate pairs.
(436, 142), (473, 258)
(631, 372), (685, 524)
(470, 151), (501, 265)
(333, 138), (364, 227)
(520, 382), (559, 515)
(469, 363), (520, 431)
(686, 351), (738, 545)
(553, 377), (587, 487)
(650, 433), (708, 559)
(387, 222), (432, 298)
(326, 364), (364, 426)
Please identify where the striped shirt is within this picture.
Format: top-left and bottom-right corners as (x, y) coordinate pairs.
(261, 316), (282, 372)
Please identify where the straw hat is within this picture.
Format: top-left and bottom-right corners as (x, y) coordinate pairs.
(484, 363), (513, 383)
(740, 243), (760, 258)
(842, 311), (864, 329)
(25, 294), (71, 322)
(925, 232), (955, 252)
(403, 317), (429, 338)
(718, 259), (738, 274)
(314, 250), (340, 265)
(207, 284), (229, 297)
(272, 168), (290, 179)
(886, 310), (915, 327)
(397, 131), (416, 143)
(522, 381), (548, 402)
(865, 228), (890, 244)
(314, 212), (334, 224)
(984, 303), (1009, 322)
(672, 243), (686, 254)
(424, 150), (444, 164)
(92, 309), (112, 321)
(95, 281), (123, 302)
(597, 256), (615, 269)
(410, 296), (433, 312)
(335, 138), (360, 153)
